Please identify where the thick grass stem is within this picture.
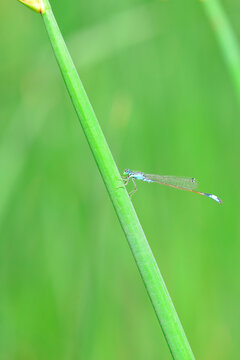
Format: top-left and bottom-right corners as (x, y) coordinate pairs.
(18, 0), (195, 358)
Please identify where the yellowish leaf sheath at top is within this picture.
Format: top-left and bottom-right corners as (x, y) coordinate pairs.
(17, 0), (45, 13)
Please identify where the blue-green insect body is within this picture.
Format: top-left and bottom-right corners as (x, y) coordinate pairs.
(123, 169), (222, 204)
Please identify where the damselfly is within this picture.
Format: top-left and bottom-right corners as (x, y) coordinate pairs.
(123, 169), (222, 204)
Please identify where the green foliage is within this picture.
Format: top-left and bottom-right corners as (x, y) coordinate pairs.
(0, 0), (239, 359)
(41, 1), (194, 357)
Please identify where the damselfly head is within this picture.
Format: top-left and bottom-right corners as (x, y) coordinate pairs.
(124, 169), (131, 176)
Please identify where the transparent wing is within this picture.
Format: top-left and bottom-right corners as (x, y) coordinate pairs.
(144, 174), (198, 190)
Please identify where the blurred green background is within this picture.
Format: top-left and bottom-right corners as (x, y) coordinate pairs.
(1, 0), (240, 359)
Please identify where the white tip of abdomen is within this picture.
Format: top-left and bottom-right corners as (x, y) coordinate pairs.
(204, 193), (222, 204)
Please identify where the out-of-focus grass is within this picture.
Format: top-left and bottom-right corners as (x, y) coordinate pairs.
(0, 0), (240, 359)
(202, 0), (240, 101)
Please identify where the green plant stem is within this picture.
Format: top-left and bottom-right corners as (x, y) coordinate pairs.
(18, 0), (195, 358)
(202, 0), (240, 102)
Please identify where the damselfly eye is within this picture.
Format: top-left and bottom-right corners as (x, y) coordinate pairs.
(124, 169), (130, 175)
